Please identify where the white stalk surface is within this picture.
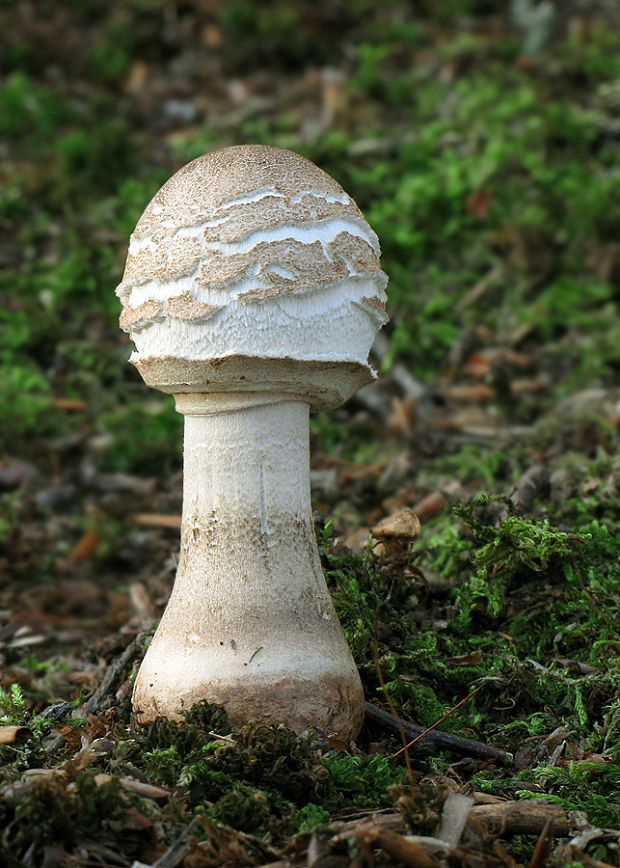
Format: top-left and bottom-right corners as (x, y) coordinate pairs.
(132, 398), (364, 737)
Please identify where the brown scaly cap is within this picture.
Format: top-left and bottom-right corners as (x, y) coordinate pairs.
(116, 145), (387, 329)
(132, 145), (358, 239)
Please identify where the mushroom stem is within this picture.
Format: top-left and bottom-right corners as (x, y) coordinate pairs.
(132, 393), (364, 738)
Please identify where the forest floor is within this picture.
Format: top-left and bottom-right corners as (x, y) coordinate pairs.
(2, 2), (620, 866)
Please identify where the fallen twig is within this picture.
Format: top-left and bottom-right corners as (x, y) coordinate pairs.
(357, 825), (441, 868)
(43, 632), (146, 755)
(152, 818), (200, 868)
(529, 817), (553, 868)
(364, 702), (513, 765)
(327, 801), (570, 867)
(392, 686), (482, 759)
(83, 632), (146, 714)
(129, 513), (182, 529)
(470, 801), (570, 837)
(373, 619), (414, 781)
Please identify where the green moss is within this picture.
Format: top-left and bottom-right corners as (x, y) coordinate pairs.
(322, 754), (406, 805)
(123, 702), (409, 843)
(90, 17), (134, 81)
(4, 772), (127, 855)
(97, 400), (182, 475)
(0, 73), (73, 141)
(517, 761), (620, 828)
(451, 494), (578, 627)
(294, 802), (331, 832)
(0, 684), (29, 726)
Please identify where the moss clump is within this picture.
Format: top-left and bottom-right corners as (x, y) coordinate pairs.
(451, 493), (580, 629)
(202, 721), (330, 806)
(125, 704), (335, 841)
(134, 700), (230, 755)
(516, 760), (620, 829)
(1, 772), (128, 861)
(324, 485), (620, 755)
(124, 703), (409, 842)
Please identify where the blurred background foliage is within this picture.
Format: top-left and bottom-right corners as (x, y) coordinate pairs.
(2, 0), (620, 459)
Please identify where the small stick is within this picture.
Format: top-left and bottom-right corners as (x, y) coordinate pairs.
(129, 513), (182, 529)
(470, 802), (569, 837)
(529, 817), (553, 868)
(359, 826), (440, 868)
(364, 702), (513, 765)
(83, 632), (146, 714)
(393, 687), (481, 758)
(373, 619), (413, 781)
(43, 632), (146, 754)
(152, 818), (200, 868)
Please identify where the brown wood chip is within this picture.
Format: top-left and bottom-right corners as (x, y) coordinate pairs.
(0, 726), (32, 745)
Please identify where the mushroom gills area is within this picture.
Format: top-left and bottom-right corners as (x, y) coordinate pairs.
(132, 398), (364, 738)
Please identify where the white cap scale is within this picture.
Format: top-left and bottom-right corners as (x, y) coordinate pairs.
(117, 145), (388, 739)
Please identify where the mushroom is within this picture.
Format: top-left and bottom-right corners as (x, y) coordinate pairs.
(116, 145), (388, 739)
(371, 508), (421, 556)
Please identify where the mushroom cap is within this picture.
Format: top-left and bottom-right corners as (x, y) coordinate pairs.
(371, 508), (421, 540)
(116, 145), (388, 409)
